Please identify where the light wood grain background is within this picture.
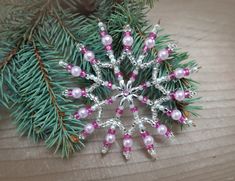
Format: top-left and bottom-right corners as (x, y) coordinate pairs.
(1, 0), (235, 180)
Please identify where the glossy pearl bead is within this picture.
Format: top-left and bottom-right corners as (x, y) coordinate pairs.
(71, 66), (81, 77)
(123, 138), (133, 147)
(84, 123), (94, 134)
(158, 49), (169, 60)
(175, 68), (185, 79)
(123, 36), (134, 46)
(171, 109), (182, 120)
(105, 134), (116, 144)
(145, 38), (155, 49)
(175, 90), (185, 101)
(78, 108), (88, 118)
(144, 135), (154, 146)
(157, 124), (168, 135)
(84, 51), (95, 62)
(72, 88), (82, 98)
(101, 35), (113, 46)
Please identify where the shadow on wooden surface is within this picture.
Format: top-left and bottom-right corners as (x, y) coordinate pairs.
(1, 0), (235, 180)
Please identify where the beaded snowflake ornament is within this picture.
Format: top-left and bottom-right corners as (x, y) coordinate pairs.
(59, 22), (199, 160)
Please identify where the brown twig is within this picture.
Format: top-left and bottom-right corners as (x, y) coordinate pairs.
(32, 41), (66, 130)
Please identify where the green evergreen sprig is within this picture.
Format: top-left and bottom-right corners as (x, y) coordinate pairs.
(0, 0), (200, 157)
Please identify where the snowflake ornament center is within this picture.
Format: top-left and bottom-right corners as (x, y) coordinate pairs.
(59, 22), (199, 160)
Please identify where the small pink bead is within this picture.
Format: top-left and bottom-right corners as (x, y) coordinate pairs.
(100, 31), (107, 37)
(123, 147), (132, 152)
(142, 96), (148, 103)
(124, 46), (131, 51)
(166, 109), (172, 116)
(87, 106), (93, 115)
(81, 47), (87, 54)
(149, 32), (157, 39)
(92, 120), (100, 129)
(169, 72), (176, 79)
(80, 71), (86, 78)
(130, 107), (138, 113)
(108, 128), (116, 135)
(103, 140), (111, 147)
(124, 32), (131, 36)
(185, 91), (190, 98)
(116, 107), (124, 115)
(141, 82), (147, 89)
(156, 57), (162, 63)
(124, 134), (132, 139)
(90, 59), (97, 65)
(130, 72), (137, 79)
(167, 47), (173, 54)
(140, 131), (149, 138)
(74, 113), (80, 120)
(115, 72), (123, 78)
(107, 82), (112, 89)
(81, 130), (89, 138)
(81, 89), (87, 97)
(179, 116), (186, 123)
(154, 121), (161, 128)
(67, 89), (73, 97)
(66, 64), (73, 72)
(165, 130), (172, 138)
(105, 45), (112, 51)
(146, 144), (154, 150)
(184, 68), (190, 76)
(143, 45), (148, 53)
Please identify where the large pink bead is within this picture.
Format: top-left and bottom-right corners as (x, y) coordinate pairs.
(84, 51), (95, 62)
(71, 66), (81, 77)
(105, 134), (116, 144)
(123, 36), (134, 46)
(174, 90), (185, 101)
(102, 35), (113, 46)
(123, 138), (133, 148)
(78, 108), (88, 118)
(174, 68), (185, 79)
(171, 109), (182, 120)
(144, 135), (154, 146)
(72, 88), (82, 98)
(157, 124), (168, 135)
(158, 49), (169, 60)
(145, 38), (155, 49)
(84, 123), (94, 134)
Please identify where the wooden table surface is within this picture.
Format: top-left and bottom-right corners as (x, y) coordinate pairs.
(1, 0), (235, 180)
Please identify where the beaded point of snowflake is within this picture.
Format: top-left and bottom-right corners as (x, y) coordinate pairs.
(59, 22), (199, 160)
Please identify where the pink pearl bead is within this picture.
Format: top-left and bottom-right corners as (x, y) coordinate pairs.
(72, 88), (82, 98)
(145, 38), (155, 49)
(84, 123), (94, 134)
(84, 51), (95, 62)
(105, 134), (116, 144)
(144, 135), (154, 146)
(157, 124), (167, 135)
(171, 109), (182, 120)
(101, 35), (113, 46)
(123, 138), (133, 148)
(158, 49), (169, 60)
(78, 108), (88, 118)
(174, 90), (185, 101)
(71, 66), (81, 77)
(174, 68), (185, 79)
(123, 36), (134, 46)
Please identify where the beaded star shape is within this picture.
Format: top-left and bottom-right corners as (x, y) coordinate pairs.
(59, 22), (199, 160)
